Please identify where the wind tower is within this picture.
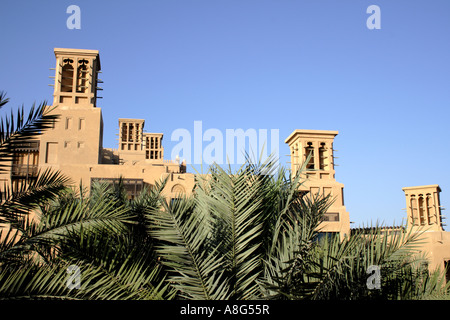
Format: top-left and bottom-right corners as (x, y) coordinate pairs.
(285, 130), (350, 240)
(402, 185), (444, 232)
(40, 48), (104, 166)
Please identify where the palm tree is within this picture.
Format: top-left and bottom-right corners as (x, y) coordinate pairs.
(0, 92), (171, 300)
(0, 91), (447, 300)
(146, 155), (450, 300)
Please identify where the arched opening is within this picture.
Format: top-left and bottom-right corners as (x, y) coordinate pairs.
(305, 142), (314, 170)
(426, 194), (434, 224)
(319, 142), (328, 170)
(410, 196), (418, 226)
(61, 59), (74, 92)
(171, 184), (186, 194)
(76, 59), (89, 93)
(418, 195), (425, 226)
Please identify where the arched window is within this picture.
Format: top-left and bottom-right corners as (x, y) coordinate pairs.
(418, 195), (425, 225)
(61, 59), (74, 92)
(76, 59), (89, 93)
(319, 142), (327, 170)
(305, 142), (314, 170)
(410, 195), (418, 226)
(426, 194), (433, 224)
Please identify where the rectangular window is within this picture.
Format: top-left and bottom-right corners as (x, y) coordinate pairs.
(45, 142), (58, 164)
(316, 232), (339, 242)
(65, 117), (73, 130)
(79, 118), (85, 130)
(322, 212), (340, 222)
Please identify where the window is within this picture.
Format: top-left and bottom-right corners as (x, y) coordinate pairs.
(135, 124), (140, 142)
(322, 212), (340, 222)
(411, 196), (418, 226)
(76, 59), (89, 93)
(121, 123), (128, 145)
(128, 124), (134, 142)
(316, 232), (339, 242)
(79, 118), (85, 130)
(45, 142), (58, 164)
(426, 194), (433, 224)
(319, 142), (327, 170)
(11, 143), (39, 178)
(305, 142), (314, 170)
(61, 59), (74, 92)
(418, 195), (425, 225)
(65, 117), (73, 130)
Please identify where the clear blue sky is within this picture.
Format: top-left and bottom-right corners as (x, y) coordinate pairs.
(1, 0), (449, 229)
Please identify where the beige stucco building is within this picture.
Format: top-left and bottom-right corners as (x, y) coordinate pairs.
(402, 185), (450, 277)
(285, 129), (350, 241)
(1, 48), (195, 201)
(1, 47), (449, 279)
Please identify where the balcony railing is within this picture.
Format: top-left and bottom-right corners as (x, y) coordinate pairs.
(11, 164), (39, 177)
(13, 141), (40, 152)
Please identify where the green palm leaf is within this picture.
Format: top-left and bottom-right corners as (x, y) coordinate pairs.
(0, 93), (59, 173)
(148, 194), (228, 300)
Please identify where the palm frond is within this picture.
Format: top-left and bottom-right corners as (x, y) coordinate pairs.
(148, 194), (228, 300)
(196, 160), (272, 300)
(0, 187), (134, 265)
(0, 91), (9, 109)
(58, 229), (174, 300)
(0, 168), (70, 227)
(0, 99), (59, 173)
